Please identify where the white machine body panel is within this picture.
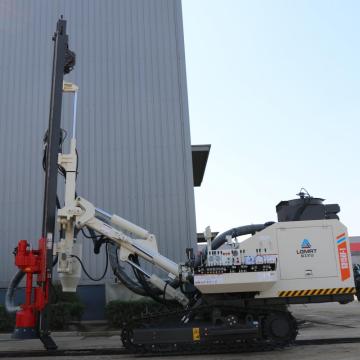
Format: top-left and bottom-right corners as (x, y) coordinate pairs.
(194, 220), (355, 297)
(194, 271), (277, 293)
(277, 225), (337, 280)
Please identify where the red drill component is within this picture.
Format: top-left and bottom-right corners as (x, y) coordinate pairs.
(13, 238), (49, 335)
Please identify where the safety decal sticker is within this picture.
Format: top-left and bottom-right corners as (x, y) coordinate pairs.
(337, 232), (350, 281)
(192, 327), (201, 341)
(278, 287), (356, 297)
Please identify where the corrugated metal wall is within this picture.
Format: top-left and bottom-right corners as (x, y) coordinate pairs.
(0, 0), (196, 287)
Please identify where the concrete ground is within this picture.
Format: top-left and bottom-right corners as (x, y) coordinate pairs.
(1, 302), (360, 359)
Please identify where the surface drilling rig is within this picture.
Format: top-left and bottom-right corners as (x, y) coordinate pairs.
(5, 18), (359, 354)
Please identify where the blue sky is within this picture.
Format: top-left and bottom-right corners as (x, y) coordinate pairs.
(182, 0), (360, 236)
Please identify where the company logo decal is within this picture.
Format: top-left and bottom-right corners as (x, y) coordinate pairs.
(296, 239), (317, 257)
(301, 239), (311, 249)
(336, 232), (350, 281)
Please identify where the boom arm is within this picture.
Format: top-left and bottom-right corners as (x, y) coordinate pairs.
(55, 125), (189, 306)
(56, 195), (189, 306)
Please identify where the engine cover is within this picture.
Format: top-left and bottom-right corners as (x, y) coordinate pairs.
(194, 219), (355, 298)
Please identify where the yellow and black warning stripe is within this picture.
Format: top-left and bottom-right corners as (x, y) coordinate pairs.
(278, 287), (356, 297)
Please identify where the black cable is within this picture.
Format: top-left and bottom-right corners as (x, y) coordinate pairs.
(81, 227), (103, 240)
(53, 255), (58, 266)
(163, 282), (169, 302)
(42, 129), (68, 180)
(71, 242), (109, 281)
(75, 148), (79, 178)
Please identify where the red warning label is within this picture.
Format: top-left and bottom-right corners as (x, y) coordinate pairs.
(337, 233), (350, 281)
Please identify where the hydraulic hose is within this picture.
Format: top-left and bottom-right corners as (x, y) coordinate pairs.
(108, 243), (180, 298)
(194, 222), (275, 267)
(108, 244), (148, 296)
(5, 255), (58, 314)
(5, 270), (25, 313)
(98, 213), (180, 298)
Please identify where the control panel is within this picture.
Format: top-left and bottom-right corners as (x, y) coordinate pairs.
(195, 248), (277, 275)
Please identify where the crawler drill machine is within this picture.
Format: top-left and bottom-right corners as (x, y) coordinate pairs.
(6, 18), (359, 354)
